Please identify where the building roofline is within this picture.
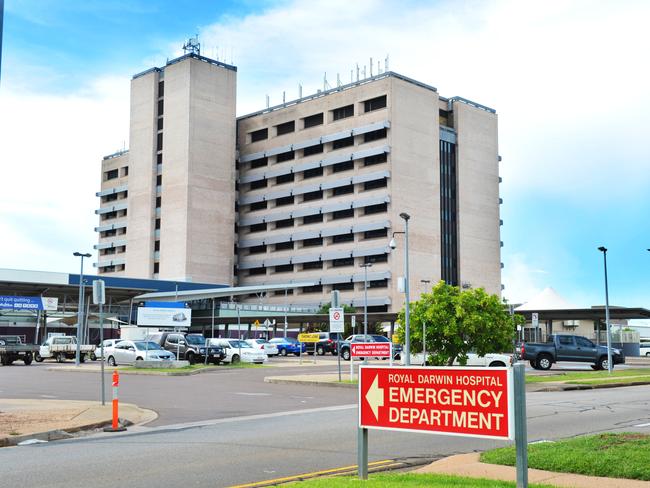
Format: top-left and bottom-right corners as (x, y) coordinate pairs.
(237, 71), (438, 121)
(102, 149), (129, 161)
(440, 95), (496, 114)
(132, 53), (237, 80)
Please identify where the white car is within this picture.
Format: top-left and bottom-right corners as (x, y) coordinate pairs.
(640, 343), (650, 356)
(407, 351), (513, 367)
(106, 340), (175, 366)
(246, 339), (278, 357)
(90, 339), (123, 361)
(209, 339), (267, 364)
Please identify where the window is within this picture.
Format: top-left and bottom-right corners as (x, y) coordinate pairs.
(249, 222), (267, 233)
(103, 193), (118, 203)
(332, 160), (354, 173)
(332, 233), (354, 243)
(276, 173), (295, 184)
(302, 284), (323, 293)
(157, 153), (163, 164)
(274, 289), (294, 296)
(275, 218), (294, 228)
(121, 166), (129, 176)
(303, 144), (323, 157)
(157, 99), (164, 116)
(250, 179), (268, 190)
(275, 241), (294, 251)
(558, 336), (574, 346)
(303, 113), (324, 128)
(104, 169), (119, 181)
(158, 80), (164, 97)
(369, 279), (388, 288)
(303, 190), (323, 201)
(275, 195), (294, 207)
(332, 104), (354, 121)
(156, 175), (162, 186)
(365, 253), (388, 264)
(250, 128), (268, 142)
(303, 167), (323, 179)
(332, 136), (354, 150)
(154, 240), (160, 251)
(157, 133), (163, 151)
(303, 213), (323, 224)
(364, 178), (388, 191)
(275, 121), (295, 136)
(250, 201), (267, 211)
(303, 237), (323, 247)
(302, 261), (323, 270)
(275, 264), (293, 273)
(576, 337), (594, 348)
(439, 109), (450, 126)
(157, 117), (163, 131)
(250, 157), (268, 169)
(249, 267), (266, 276)
(364, 95), (387, 112)
(153, 262), (160, 273)
(333, 184), (354, 196)
(154, 218), (161, 230)
(364, 203), (388, 215)
(332, 257), (354, 267)
(365, 153), (387, 166)
(332, 208), (354, 220)
(332, 282), (354, 291)
(155, 196), (161, 208)
(249, 245), (267, 254)
(276, 150), (295, 163)
(364, 228), (387, 239)
(363, 128), (387, 143)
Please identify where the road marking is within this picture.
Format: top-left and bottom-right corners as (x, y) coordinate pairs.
(234, 392), (272, 396)
(635, 422), (650, 427)
(226, 460), (395, 488)
(39, 394), (58, 398)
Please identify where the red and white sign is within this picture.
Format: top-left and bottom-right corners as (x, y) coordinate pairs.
(351, 342), (392, 358)
(359, 366), (513, 440)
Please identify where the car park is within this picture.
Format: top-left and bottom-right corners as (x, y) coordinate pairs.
(246, 339), (278, 357)
(339, 334), (402, 361)
(106, 340), (175, 366)
(209, 339), (267, 364)
(268, 337), (306, 356)
(90, 339), (123, 361)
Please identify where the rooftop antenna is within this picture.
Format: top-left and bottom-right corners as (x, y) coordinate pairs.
(356, 63), (360, 81)
(370, 57), (373, 76)
(282, 91), (286, 105)
(266, 95), (270, 108)
(298, 83), (303, 98)
(183, 35), (201, 56)
(230, 46), (234, 64)
(323, 72), (331, 91)
(378, 60), (381, 74)
(363, 65), (367, 78)
(350, 70), (353, 83)
(336, 73), (341, 88)
(385, 54), (389, 71)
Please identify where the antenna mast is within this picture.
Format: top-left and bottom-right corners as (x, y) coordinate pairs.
(182, 36), (201, 56)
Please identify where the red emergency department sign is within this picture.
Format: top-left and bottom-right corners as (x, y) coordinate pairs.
(359, 366), (513, 440)
(351, 342), (392, 358)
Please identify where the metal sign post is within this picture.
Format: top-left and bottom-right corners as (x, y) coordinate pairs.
(532, 313), (539, 342)
(92, 280), (106, 406)
(514, 362), (528, 487)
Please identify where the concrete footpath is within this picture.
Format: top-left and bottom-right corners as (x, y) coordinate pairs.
(416, 452), (650, 488)
(0, 399), (157, 447)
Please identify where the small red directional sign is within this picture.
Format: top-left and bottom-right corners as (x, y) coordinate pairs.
(359, 366), (513, 440)
(351, 342), (391, 358)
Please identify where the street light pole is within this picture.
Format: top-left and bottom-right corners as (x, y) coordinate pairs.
(360, 263), (372, 365)
(73, 252), (91, 366)
(598, 246), (613, 374)
(400, 213), (412, 366)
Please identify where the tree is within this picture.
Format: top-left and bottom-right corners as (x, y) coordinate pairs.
(395, 281), (524, 366)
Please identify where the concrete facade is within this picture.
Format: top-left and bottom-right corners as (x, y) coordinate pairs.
(95, 53), (502, 312)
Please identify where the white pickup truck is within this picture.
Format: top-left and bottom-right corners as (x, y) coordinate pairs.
(35, 336), (95, 363)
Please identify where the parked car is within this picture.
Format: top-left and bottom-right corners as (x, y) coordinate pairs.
(209, 339), (267, 364)
(147, 332), (225, 364)
(246, 339), (278, 357)
(305, 332), (343, 356)
(0, 335), (39, 366)
(268, 337), (306, 356)
(640, 343), (650, 357)
(339, 335), (402, 361)
(36, 336), (95, 363)
(408, 351), (513, 367)
(106, 340), (175, 366)
(90, 339), (123, 361)
(521, 334), (625, 370)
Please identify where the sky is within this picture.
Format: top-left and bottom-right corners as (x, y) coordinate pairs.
(1, 0), (649, 309)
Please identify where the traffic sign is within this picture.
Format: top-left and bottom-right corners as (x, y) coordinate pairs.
(254, 319), (260, 329)
(359, 366), (513, 440)
(298, 333), (320, 343)
(352, 342), (391, 358)
(92, 280), (105, 305)
(329, 307), (344, 333)
(531, 313), (539, 328)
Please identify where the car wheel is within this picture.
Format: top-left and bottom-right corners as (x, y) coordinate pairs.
(107, 356), (116, 367)
(232, 355), (240, 364)
(280, 348), (288, 357)
(529, 360), (537, 368)
(342, 349), (351, 361)
(80, 354), (85, 363)
(596, 356), (609, 371)
(0, 356), (9, 366)
(90, 352), (97, 361)
(136, 357), (143, 361)
(35, 352), (43, 362)
(536, 354), (553, 370)
(186, 352), (196, 365)
(23, 353), (33, 366)
(646, 352), (650, 357)
(489, 361), (506, 367)
(316, 346), (325, 356)
(56, 352), (66, 363)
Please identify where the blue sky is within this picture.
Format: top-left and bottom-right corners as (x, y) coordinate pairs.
(1, 0), (649, 309)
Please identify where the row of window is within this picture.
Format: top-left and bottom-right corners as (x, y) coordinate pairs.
(100, 190), (128, 204)
(103, 166), (129, 181)
(101, 209), (127, 222)
(100, 227), (127, 238)
(244, 253), (389, 278)
(99, 245), (126, 256)
(248, 95), (387, 143)
(98, 264), (125, 273)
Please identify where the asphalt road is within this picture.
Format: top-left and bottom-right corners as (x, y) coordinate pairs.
(2, 361), (650, 487)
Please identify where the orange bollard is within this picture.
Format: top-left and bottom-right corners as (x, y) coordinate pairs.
(104, 369), (126, 432)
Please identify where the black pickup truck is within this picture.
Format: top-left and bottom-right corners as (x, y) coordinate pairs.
(521, 334), (624, 371)
(147, 332), (226, 364)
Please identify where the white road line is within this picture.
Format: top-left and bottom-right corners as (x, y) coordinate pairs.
(634, 422), (650, 427)
(234, 392), (272, 396)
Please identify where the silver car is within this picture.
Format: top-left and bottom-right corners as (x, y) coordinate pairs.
(106, 340), (175, 366)
(90, 339), (123, 361)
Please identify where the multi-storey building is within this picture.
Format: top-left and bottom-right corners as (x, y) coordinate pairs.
(95, 50), (502, 313)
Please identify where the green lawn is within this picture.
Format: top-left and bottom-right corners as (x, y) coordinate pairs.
(526, 368), (650, 384)
(290, 473), (555, 487)
(481, 433), (650, 480)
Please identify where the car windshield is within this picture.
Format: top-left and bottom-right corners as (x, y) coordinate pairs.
(284, 337), (298, 343)
(228, 340), (252, 348)
(134, 341), (163, 351)
(373, 336), (389, 342)
(185, 335), (206, 345)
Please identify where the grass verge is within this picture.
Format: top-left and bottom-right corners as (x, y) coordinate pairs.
(525, 368), (650, 384)
(121, 363), (266, 373)
(289, 473), (555, 487)
(480, 433), (650, 480)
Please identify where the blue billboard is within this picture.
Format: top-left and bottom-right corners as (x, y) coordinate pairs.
(0, 296), (58, 311)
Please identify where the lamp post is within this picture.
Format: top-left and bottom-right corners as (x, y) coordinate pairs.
(73, 252), (92, 366)
(360, 263), (372, 364)
(389, 212), (411, 365)
(597, 246), (613, 374)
